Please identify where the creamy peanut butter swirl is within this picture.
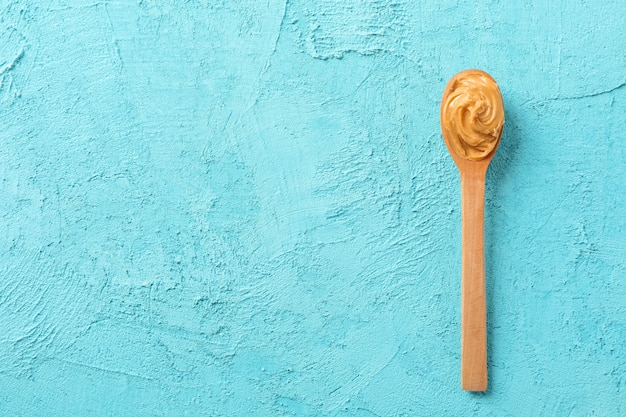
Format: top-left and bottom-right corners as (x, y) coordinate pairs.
(442, 71), (504, 161)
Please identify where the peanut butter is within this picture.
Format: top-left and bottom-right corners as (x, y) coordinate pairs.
(441, 71), (504, 161)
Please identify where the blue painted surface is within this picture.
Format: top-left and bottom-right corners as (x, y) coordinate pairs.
(1, 0), (625, 415)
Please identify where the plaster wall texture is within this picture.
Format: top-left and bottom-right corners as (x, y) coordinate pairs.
(1, 0), (625, 415)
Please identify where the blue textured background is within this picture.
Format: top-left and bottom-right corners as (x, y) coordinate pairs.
(1, 1), (625, 415)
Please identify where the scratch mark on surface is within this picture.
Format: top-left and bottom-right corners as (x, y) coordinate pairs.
(547, 81), (626, 102)
(54, 357), (156, 381)
(48, 2), (105, 12)
(261, 0), (288, 77)
(103, 2), (124, 71)
(526, 193), (569, 245)
(0, 26), (27, 104)
(0, 48), (24, 76)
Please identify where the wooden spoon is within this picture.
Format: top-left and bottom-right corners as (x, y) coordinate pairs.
(440, 69), (504, 391)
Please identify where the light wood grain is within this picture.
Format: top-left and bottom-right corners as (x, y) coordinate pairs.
(460, 167), (488, 391)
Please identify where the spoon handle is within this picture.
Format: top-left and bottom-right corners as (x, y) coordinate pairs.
(460, 170), (488, 391)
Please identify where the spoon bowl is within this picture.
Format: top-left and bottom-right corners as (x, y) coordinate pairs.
(441, 69), (504, 168)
